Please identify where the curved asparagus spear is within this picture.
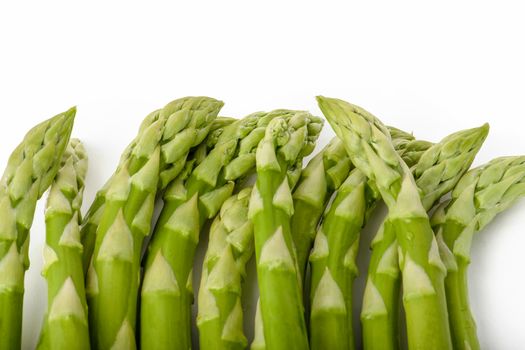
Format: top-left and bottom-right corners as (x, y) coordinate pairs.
(197, 188), (253, 350)
(308, 134), (433, 350)
(317, 96), (453, 350)
(86, 97), (223, 350)
(0, 108), (75, 350)
(249, 113), (323, 350)
(80, 109), (161, 273)
(140, 110), (308, 350)
(431, 156), (525, 350)
(80, 108), (232, 275)
(37, 139), (89, 350)
(362, 124), (489, 350)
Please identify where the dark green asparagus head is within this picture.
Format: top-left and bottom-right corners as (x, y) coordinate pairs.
(255, 112), (323, 175)
(433, 156), (525, 263)
(448, 156), (525, 229)
(1, 108), (76, 198)
(413, 124), (489, 210)
(0, 108), (75, 237)
(157, 97), (224, 187)
(188, 109), (322, 191)
(317, 96), (406, 206)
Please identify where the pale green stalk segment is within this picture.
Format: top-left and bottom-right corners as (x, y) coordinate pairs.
(197, 188), (253, 350)
(251, 113), (322, 350)
(86, 97), (223, 350)
(317, 96), (454, 350)
(361, 123), (489, 350)
(0, 108), (75, 350)
(433, 156), (525, 350)
(141, 110), (316, 349)
(37, 139), (89, 350)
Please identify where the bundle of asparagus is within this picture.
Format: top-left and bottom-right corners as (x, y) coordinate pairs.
(85, 97), (223, 349)
(0, 95), (522, 350)
(309, 133), (434, 350)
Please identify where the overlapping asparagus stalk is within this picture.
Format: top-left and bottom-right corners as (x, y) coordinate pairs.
(249, 113), (322, 350)
(431, 156), (525, 350)
(290, 138), (352, 283)
(361, 125), (488, 350)
(197, 188), (254, 350)
(140, 110), (311, 349)
(37, 139), (89, 350)
(80, 110), (231, 275)
(86, 97), (223, 349)
(0, 109), (75, 350)
(308, 133), (433, 350)
(80, 110), (160, 273)
(317, 96), (454, 350)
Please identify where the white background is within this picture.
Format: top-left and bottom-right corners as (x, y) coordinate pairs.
(1, 1), (524, 349)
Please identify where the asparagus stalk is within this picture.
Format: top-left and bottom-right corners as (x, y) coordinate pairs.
(361, 125), (489, 350)
(141, 109), (311, 349)
(197, 188), (254, 350)
(86, 97), (223, 350)
(308, 133), (433, 350)
(0, 109), (75, 350)
(80, 108), (232, 276)
(249, 113), (323, 350)
(317, 96), (454, 350)
(291, 137), (352, 283)
(37, 139), (89, 350)
(309, 168), (373, 350)
(431, 156), (525, 350)
(80, 109), (161, 273)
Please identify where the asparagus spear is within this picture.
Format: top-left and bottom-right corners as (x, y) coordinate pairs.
(431, 156), (525, 350)
(37, 139), (89, 350)
(197, 188), (254, 350)
(80, 108), (232, 276)
(317, 96), (453, 350)
(80, 109), (161, 273)
(0, 109), (75, 350)
(249, 113), (323, 350)
(308, 133), (434, 350)
(140, 110), (308, 349)
(361, 125), (489, 350)
(86, 97), (223, 350)
(291, 137), (352, 283)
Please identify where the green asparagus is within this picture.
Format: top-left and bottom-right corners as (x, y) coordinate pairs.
(86, 97), (223, 349)
(291, 137), (352, 283)
(361, 124), (489, 350)
(197, 188), (254, 350)
(431, 156), (525, 350)
(0, 109), (75, 350)
(249, 113), (323, 350)
(80, 109), (232, 276)
(37, 139), (89, 350)
(308, 132), (433, 350)
(140, 110), (305, 349)
(317, 96), (453, 350)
